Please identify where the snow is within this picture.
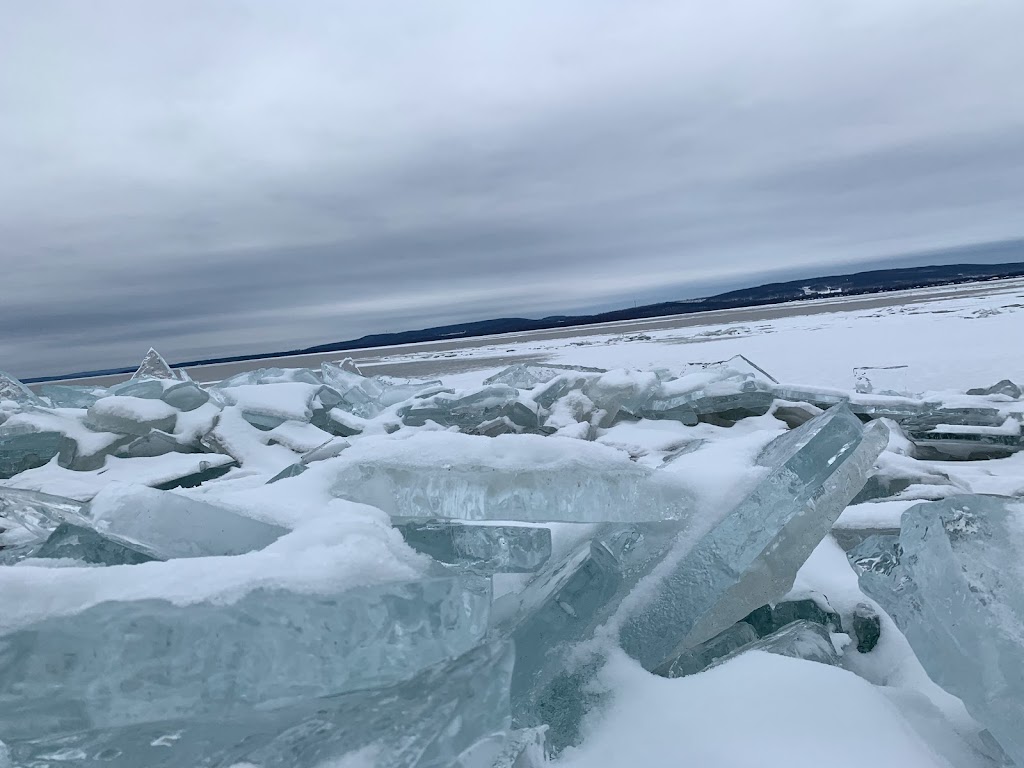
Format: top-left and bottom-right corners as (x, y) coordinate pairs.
(2, 453), (235, 501)
(555, 649), (974, 768)
(375, 277), (1024, 393)
(216, 382), (321, 420)
(1, 408), (122, 455)
(0, 496), (427, 634)
(88, 395), (177, 422)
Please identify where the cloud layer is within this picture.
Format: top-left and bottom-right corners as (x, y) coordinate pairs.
(2, 0), (1023, 377)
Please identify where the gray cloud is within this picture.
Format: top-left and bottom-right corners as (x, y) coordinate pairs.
(2, 0), (1023, 377)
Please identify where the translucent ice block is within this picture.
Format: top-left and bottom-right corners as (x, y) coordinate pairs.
(35, 522), (160, 565)
(330, 433), (696, 524)
(84, 485), (286, 558)
(399, 386), (540, 432)
(0, 429), (62, 478)
(0, 578), (491, 740)
(857, 495), (1024, 764)
(39, 384), (108, 409)
(395, 519), (552, 573)
(618, 405), (887, 668)
(712, 619), (841, 669)
(3, 632), (510, 768)
(653, 620), (758, 678)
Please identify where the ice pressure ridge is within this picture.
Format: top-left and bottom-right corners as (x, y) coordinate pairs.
(1, 351), (1023, 766)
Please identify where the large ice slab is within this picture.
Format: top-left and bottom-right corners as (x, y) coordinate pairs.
(85, 484), (287, 558)
(330, 432), (696, 523)
(0, 578), (490, 740)
(3, 638), (511, 768)
(395, 519), (552, 573)
(618, 405), (887, 668)
(857, 495), (1024, 765)
(35, 522), (160, 565)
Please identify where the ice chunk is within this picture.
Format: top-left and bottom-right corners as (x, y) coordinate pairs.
(0, 428), (62, 478)
(0, 578), (491, 740)
(743, 597), (843, 638)
(215, 382), (321, 425)
(86, 396), (178, 436)
(847, 532), (903, 576)
(967, 379), (1022, 399)
(852, 602), (881, 653)
(300, 436), (350, 464)
(713, 619), (841, 669)
(0, 488), (87, 561)
(119, 430), (188, 458)
(130, 348), (181, 381)
(330, 432), (696, 523)
(4, 639), (512, 768)
(395, 519), (552, 573)
(159, 381), (209, 412)
(0, 369), (43, 408)
(399, 385), (540, 432)
(211, 367), (322, 389)
(263, 420), (335, 453)
(39, 384), (107, 409)
(653, 621), (759, 678)
(618, 405), (887, 669)
(35, 522), (160, 565)
(85, 484), (287, 558)
(857, 495), (1024, 764)
(484, 363), (604, 389)
(853, 365), (918, 397)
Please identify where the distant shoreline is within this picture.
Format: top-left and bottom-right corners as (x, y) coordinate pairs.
(25, 261), (1024, 384)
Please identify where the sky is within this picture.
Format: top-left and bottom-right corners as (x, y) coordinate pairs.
(2, 0), (1024, 378)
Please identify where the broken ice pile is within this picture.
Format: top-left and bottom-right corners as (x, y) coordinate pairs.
(855, 495), (1024, 766)
(3, 349), (1024, 765)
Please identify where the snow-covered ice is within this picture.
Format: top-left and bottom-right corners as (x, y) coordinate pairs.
(2, 280), (1024, 767)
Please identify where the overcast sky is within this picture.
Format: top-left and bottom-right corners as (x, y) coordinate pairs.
(2, 0), (1023, 378)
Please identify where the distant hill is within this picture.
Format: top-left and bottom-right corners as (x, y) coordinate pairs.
(25, 259), (1024, 383)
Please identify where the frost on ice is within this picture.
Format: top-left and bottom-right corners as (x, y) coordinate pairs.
(1, 347), (1023, 766)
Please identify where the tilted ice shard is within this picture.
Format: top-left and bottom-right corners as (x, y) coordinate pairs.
(712, 619), (841, 669)
(857, 495), (1024, 765)
(394, 519), (552, 573)
(653, 621), (759, 678)
(3, 636), (511, 768)
(35, 522), (160, 565)
(85, 484), (287, 558)
(131, 348), (180, 381)
(0, 578), (491, 740)
(330, 432), (696, 523)
(501, 523), (686, 749)
(0, 369), (43, 407)
(618, 405), (887, 669)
